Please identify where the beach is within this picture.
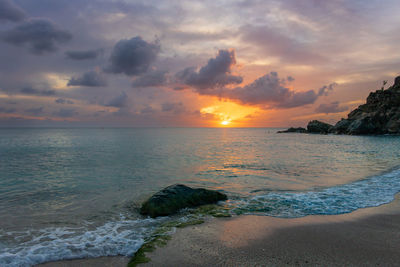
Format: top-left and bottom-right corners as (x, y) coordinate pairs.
(3, 0), (400, 265)
(37, 194), (400, 267)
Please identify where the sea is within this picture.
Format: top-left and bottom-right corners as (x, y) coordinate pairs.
(1, 128), (400, 266)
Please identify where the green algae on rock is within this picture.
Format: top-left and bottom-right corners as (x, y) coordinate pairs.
(128, 217), (205, 266)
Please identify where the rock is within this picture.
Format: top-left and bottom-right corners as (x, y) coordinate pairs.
(277, 127), (307, 133)
(330, 76), (400, 135)
(281, 76), (400, 135)
(395, 76), (400, 87)
(387, 116), (400, 133)
(307, 120), (333, 134)
(140, 184), (227, 218)
(346, 118), (381, 135)
(331, 119), (352, 134)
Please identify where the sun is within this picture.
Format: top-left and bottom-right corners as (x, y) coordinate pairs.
(221, 120), (230, 126)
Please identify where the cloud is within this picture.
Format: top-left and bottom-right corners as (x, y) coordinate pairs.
(225, 72), (290, 105)
(222, 72), (336, 108)
(175, 49), (242, 92)
(140, 105), (155, 114)
(104, 36), (160, 76)
(287, 76), (295, 82)
(239, 24), (325, 64)
(25, 106), (44, 115)
(67, 70), (107, 87)
(0, 0), (26, 23)
(20, 87), (55, 96)
(1, 18), (72, 54)
(161, 102), (185, 114)
(0, 107), (16, 113)
(167, 29), (234, 43)
(315, 101), (348, 114)
(173, 51), (335, 109)
(317, 83), (337, 96)
(132, 69), (168, 87)
(55, 98), (74, 104)
(106, 92), (128, 108)
(65, 49), (101, 60)
(53, 108), (77, 117)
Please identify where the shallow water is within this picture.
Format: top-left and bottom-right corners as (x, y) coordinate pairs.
(1, 128), (400, 266)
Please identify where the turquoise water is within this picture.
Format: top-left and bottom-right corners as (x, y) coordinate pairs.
(1, 128), (400, 266)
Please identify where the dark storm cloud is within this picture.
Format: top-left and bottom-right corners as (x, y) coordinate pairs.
(175, 49), (242, 92)
(132, 70), (168, 87)
(20, 87), (55, 96)
(0, 0), (26, 22)
(161, 102), (185, 114)
(25, 106), (44, 115)
(223, 72), (336, 108)
(315, 101), (348, 114)
(67, 70), (107, 87)
(1, 18), (72, 54)
(65, 49), (101, 60)
(55, 98), (74, 104)
(104, 36), (160, 76)
(53, 108), (77, 117)
(106, 92), (128, 108)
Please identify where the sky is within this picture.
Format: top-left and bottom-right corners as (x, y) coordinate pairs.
(0, 0), (399, 127)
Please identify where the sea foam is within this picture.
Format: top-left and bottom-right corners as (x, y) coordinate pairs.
(0, 217), (161, 267)
(230, 167), (400, 217)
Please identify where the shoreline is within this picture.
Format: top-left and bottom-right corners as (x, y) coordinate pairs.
(143, 195), (400, 266)
(37, 194), (400, 267)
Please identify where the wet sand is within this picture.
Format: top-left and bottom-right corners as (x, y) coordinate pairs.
(144, 194), (400, 266)
(36, 256), (130, 267)
(37, 195), (400, 267)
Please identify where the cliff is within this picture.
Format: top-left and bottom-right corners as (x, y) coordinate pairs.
(331, 76), (400, 135)
(279, 76), (400, 135)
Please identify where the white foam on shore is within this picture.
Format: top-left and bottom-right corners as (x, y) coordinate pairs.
(230, 167), (400, 217)
(0, 217), (162, 267)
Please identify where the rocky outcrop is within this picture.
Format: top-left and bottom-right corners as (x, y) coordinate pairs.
(307, 120), (333, 134)
(278, 76), (400, 135)
(140, 184), (227, 218)
(330, 77), (400, 135)
(277, 127), (307, 133)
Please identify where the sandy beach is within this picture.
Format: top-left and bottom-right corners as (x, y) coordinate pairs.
(37, 194), (400, 267)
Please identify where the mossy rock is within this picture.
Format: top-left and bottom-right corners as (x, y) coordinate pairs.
(140, 184), (227, 218)
(194, 204), (231, 217)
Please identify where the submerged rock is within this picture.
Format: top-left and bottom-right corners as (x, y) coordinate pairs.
(140, 184), (227, 218)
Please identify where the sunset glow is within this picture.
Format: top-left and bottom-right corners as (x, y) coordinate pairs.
(0, 0), (398, 127)
(200, 101), (260, 127)
(2, 1), (400, 265)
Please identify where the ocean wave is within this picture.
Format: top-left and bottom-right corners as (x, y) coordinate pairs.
(3, 167), (400, 266)
(229, 167), (400, 217)
(0, 217), (161, 267)
(223, 163), (270, 171)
